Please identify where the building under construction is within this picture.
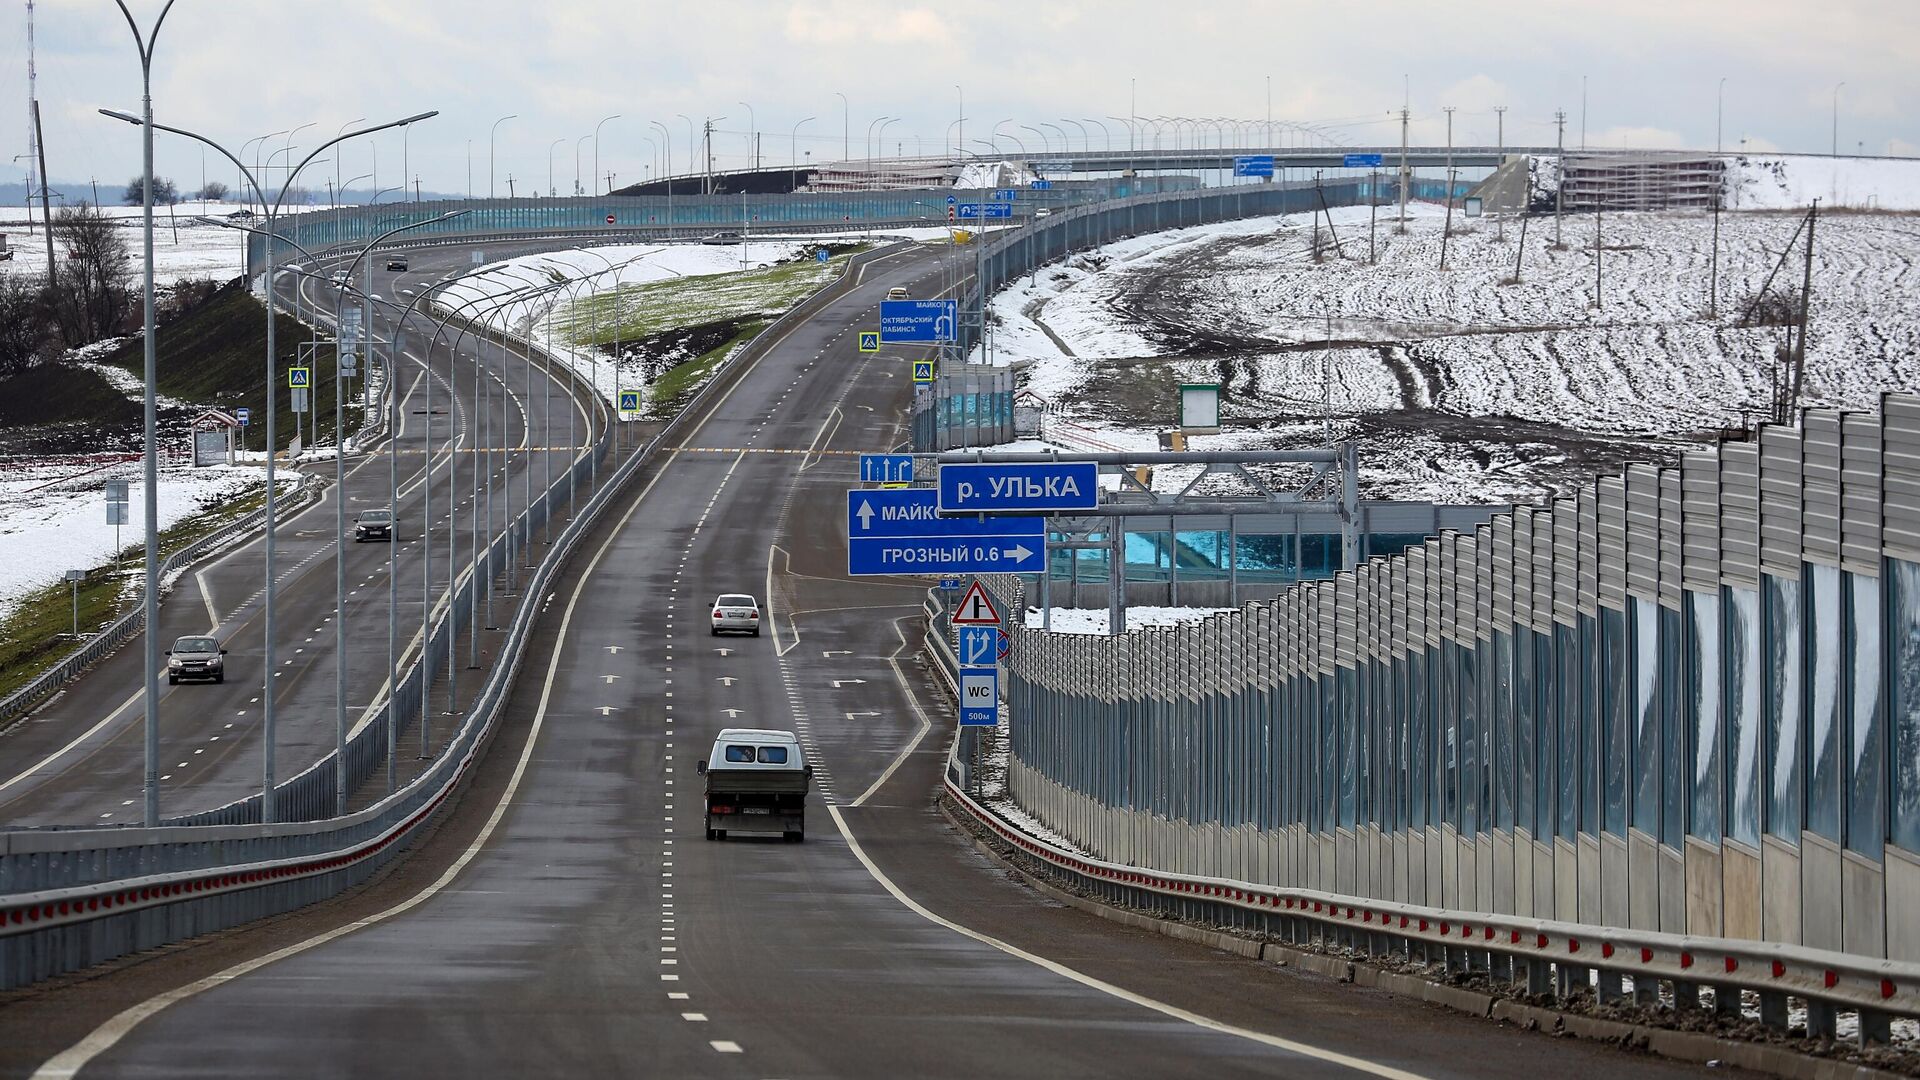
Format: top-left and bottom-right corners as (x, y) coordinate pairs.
(803, 157), (961, 192)
(1558, 152), (1725, 211)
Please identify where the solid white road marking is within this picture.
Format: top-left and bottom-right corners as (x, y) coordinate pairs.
(826, 800), (1430, 1080)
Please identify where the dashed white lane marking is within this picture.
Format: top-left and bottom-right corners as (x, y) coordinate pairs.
(709, 1041), (742, 1054)
(682, 1012), (707, 1021)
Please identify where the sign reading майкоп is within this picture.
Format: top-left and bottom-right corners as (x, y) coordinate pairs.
(937, 461), (1099, 513)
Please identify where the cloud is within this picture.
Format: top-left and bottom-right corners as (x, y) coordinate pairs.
(1590, 126), (1689, 150)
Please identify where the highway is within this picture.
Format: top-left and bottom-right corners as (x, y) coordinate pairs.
(3, 242), (1732, 1079)
(0, 243), (599, 826)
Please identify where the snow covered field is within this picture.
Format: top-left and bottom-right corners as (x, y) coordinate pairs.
(0, 459), (269, 622)
(0, 200), (258, 288)
(972, 198), (1920, 503)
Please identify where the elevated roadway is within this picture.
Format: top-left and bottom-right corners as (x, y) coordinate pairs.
(4, 241), (1730, 1079)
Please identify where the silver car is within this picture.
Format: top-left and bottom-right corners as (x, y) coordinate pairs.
(710, 594), (761, 636)
(167, 635), (227, 685)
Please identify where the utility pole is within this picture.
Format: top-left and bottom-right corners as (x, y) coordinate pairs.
(1368, 169), (1378, 264)
(1494, 105), (1507, 241)
(1553, 110), (1567, 248)
(1789, 200), (1819, 412)
(1439, 107), (1455, 269)
(1396, 106), (1410, 231)
(1593, 199), (1603, 309)
(31, 100), (54, 285)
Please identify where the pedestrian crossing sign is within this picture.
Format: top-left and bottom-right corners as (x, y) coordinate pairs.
(912, 360), (935, 383)
(618, 390), (641, 412)
(858, 331), (879, 352)
(288, 367), (311, 389)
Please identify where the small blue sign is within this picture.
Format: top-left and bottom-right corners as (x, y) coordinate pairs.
(956, 203), (1014, 219)
(959, 666), (999, 727)
(1029, 179), (1052, 190)
(1343, 153), (1385, 168)
(847, 489), (1043, 577)
(860, 453), (914, 484)
(912, 359), (935, 383)
(946, 194), (957, 205)
(880, 299), (958, 343)
(958, 626), (999, 667)
(938, 461), (1099, 513)
(235, 407), (251, 427)
(1233, 155), (1275, 178)
(618, 390), (641, 412)
(988, 188), (1018, 201)
(815, 248), (830, 263)
(857, 331), (880, 352)
(938, 577), (963, 591)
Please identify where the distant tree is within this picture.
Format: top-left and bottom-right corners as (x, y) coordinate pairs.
(0, 272), (51, 378)
(197, 180), (229, 202)
(49, 204), (135, 346)
(121, 175), (180, 205)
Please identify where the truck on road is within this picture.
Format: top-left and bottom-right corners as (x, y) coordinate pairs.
(698, 728), (810, 842)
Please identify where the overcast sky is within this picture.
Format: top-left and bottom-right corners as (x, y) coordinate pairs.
(4, 0), (1916, 200)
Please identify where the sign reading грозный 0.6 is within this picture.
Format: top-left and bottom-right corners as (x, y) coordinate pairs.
(845, 489), (1043, 576)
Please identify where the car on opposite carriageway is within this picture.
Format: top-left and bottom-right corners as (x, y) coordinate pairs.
(710, 593), (760, 636)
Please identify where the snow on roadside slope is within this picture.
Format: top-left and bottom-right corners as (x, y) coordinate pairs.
(0, 461), (270, 623)
(1, 201), (253, 288)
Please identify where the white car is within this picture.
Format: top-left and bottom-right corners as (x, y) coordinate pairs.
(710, 593), (761, 636)
(885, 286), (910, 300)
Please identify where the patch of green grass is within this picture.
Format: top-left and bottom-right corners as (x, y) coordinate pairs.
(101, 280), (351, 452)
(0, 483), (271, 703)
(0, 364), (142, 428)
(553, 250), (863, 345)
(648, 320), (767, 411)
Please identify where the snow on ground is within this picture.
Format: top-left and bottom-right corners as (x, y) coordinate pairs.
(433, 241), (833, 415)
(0, 459), (271, 622)
(1722, 155), (1920, 211)
(1023, 605), (1232, 635)
(971, 197), (1920, 504)
(0, 201), (254, 288)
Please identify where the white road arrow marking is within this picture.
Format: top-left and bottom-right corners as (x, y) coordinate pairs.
(606, 645), (623, 654)
(715, 648), (734, 657)
(856, 500), (875, 531)
(597, 706), (617, 716)
(722, 708), (743, 718)
(717, 676), (737, 686)
(845, 711), (881, 719)
(831, 679), (868, 688)
(822, 650), (852, 658)
(603, 675), (621, 684)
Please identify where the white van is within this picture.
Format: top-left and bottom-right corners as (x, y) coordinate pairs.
(698, 729), (811, 842)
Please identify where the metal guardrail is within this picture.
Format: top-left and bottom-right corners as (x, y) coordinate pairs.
(0, 472), (322, 730)
(0, 240), (907, 991)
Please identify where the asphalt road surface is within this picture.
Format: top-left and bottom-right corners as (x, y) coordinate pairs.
(0, 242), (598, 826)
(7, 242), (1734, 1079)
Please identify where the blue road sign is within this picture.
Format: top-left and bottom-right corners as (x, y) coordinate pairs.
(618, 390), (641, 412)
(1029, 179), (1053, 190)
(988, 188), (1019, 201)
(959, 666), (999, 726)
(860, 453), (915, 484)
(938, 576), (963, 591)
(912, 359), (935, 383)
(235, 407), (251, 427)
(1233, 155), (1275, 178)
(857, 331), (880, 352)
(958, 625), (999, 667)
(880, 299), (958, 343)
(938, 461), (1099, 513)
(287, 367), (311, 388)
(816, 248), (830, 263)
(846, 489), (1043, 576)
(946, 194), (957, 205)
(956, 203), (1014, 219)
(1343, 153), (1384, 168)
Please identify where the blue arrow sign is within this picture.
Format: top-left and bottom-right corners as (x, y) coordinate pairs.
(1233, 155), (1275, 178)
(938, 461), (1099, 513)
(958, 625), (999, 667)
(1343, 153), (1384, 168)
(846, 489), (1043, 576)
(860, 453), (914, 484)
(815, 248), (830, 263)
(956, 203), (1014, 219)
(880, 299), (958, 343)
(959, 666), (999, 726)
(1029, 179), (1052, 190)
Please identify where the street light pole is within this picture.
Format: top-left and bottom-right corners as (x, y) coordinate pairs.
(789, 117), (814, 190)
(737, 102), (754, 173)
(108, 0), (177, 827)
(105, 106), (441, 820)
(835, 92), (849, 161)
(1832, 82), (1844, 157)
(548, 137), (564, 197)
(334, 117), (364, 221)
(490, 114), (516, 198)
(595, 114), (622, 195)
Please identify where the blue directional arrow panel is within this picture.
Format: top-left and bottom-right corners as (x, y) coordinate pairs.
(959, 666), (999, 727)
(957, 626), (999, 667)
(846, 489), (1043, 576)
(938, 461), (1099, 513)
(879, 299), (958, 343)
(859, 453), (914, 484)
